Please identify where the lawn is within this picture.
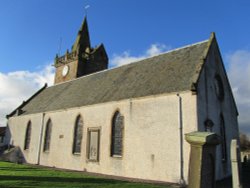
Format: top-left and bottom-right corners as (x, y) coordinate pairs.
(0, 161), (172, 188)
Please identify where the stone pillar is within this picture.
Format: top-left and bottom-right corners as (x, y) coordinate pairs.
(185, 132), (220, 188)
(231, 139), (242, 188)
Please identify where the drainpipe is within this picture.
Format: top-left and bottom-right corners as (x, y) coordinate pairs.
(37, 112), (45, 165)
(177, 93), (186, 187)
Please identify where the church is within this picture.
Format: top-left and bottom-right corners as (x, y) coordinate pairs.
(5, 17), (239, 184)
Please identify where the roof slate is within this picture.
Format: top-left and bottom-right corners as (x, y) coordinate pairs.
(17, 40), (210, 116)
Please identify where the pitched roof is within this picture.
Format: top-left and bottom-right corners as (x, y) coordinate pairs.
(9, 38), (211, 117)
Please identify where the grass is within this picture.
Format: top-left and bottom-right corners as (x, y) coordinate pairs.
(0, 161), (172, 188)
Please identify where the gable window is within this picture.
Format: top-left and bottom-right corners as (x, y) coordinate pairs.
(43, 119), (52, 152)
(24, 121), (32, 150)
(214, 75), (224, 101)
(204, 119), (214, 132)
(111, 111), (124, 157)
(220, 114), (227, 162)
(72, 115), (83, 154)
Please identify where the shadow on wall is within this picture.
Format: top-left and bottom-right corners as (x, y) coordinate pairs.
(0, 146), (26, 164)
(0, 126), (26, 164)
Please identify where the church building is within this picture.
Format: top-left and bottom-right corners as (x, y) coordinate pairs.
(5, 17), (239, 184)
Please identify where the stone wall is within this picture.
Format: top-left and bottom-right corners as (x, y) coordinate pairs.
(54, 60), (79, 84)
(196, 40), (239, 180)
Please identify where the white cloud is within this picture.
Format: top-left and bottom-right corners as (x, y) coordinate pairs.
(2, 46), (248, 136)
(0, 44), (169, 126)
(226, 50), (250, 134)
(110, 43), (171, 67)
(0, 64), (54, 126)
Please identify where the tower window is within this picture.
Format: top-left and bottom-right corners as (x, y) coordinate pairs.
(111, 111), (124, 157)
(72, 115), (83, 154)
(44, 119), (52, 152)
(24, 121), (32, 150)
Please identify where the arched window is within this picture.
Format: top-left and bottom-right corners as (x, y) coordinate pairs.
(43, 119), (52, 152)
(220, 114), (227, 162)
(214, 75), (224, 101)
(111, 111), (124, 156)
(24, 121), (32, 150)
(72, 115), (83, 154)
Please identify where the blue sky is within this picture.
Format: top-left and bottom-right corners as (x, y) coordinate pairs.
(0, 0), (250, 135)
(1, 0), (250, 72)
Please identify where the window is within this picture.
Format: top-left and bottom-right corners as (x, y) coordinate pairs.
(24, 121), (32, 150)
(72, 115), (83, 154)
(44, 119), (52, 152)
(204, 119), (214, 132)
(220, 114), (227, 162)
(214, 75), (224, 101)
(111, 111), (124, 156)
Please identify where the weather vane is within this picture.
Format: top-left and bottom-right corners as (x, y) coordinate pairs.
(84, 5), (90, 16)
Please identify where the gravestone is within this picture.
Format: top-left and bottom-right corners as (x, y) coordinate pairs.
(185, 132), (220, 188)
(231, 139), (242, 188)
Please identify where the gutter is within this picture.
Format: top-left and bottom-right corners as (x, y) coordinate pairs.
(37, 112), (45, 165)
(177, 93), (186, 187)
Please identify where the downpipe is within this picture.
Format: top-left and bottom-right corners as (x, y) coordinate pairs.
(37, 112), (45, 165)
(177, 93), (186, 187)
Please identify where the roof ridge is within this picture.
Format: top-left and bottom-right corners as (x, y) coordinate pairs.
(51, 39), (209, 88)
(137, 39), (209, 63)
(10, 39), (210, 117)
(190, 33), (216, 91)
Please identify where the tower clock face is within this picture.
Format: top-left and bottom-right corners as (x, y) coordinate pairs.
(62, 65), (69, 77)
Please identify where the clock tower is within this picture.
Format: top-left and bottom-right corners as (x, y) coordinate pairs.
(54, 17), (108, 84)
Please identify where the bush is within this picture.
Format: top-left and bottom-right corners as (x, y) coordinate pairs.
(240, 133), (250, 151)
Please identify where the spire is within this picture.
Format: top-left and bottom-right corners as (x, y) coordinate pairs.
(72, 17), (91, 52)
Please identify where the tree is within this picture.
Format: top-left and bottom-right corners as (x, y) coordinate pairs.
(240, 133), (250, 151)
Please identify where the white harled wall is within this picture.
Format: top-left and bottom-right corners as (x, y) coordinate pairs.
(6, 92), (197, 183)
(7, 113), (43, 164)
